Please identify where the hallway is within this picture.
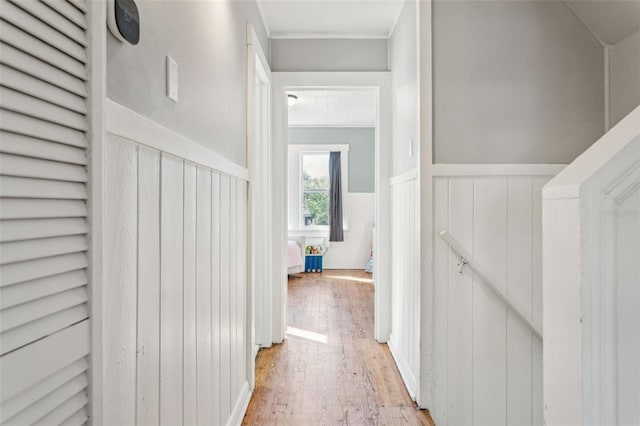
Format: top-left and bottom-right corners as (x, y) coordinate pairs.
(242, 270), (434, 425)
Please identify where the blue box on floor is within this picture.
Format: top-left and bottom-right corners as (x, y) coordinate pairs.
(304, 255), (323, 272)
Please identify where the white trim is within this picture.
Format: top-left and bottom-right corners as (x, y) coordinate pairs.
(288, 124), (376, 128)
(272, 72), (393, 344)
(418, 0), (433, 409)
(390, 167), (418, 186)
(246, 23), (272, 399)
(105, 99), (249, 181)
(87, 1), (107, 424)
(432, 164), (567, 177)
(228, 381), (252, 426)
(293, 144), (350, 153)
(388, 335), (417, 400)
(269, 32), (390, 40)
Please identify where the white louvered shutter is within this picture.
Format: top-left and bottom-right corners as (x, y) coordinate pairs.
(0, 0), (91, 424)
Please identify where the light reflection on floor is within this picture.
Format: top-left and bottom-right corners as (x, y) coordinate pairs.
(285, 325), (328, 344)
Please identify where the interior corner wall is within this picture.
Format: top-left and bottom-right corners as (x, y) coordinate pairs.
(270, 39), (389, 72)
(432, 0), (604, 164)
(106, 0), (269, 168)
(610, 30), (640, 127)
(389, 0), (419, 176)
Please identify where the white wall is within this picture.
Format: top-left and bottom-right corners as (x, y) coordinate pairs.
(270, 39), (388, 72)
(389, 0), (419, 175)
(323, 193), (374, 270)
(102, 101), (250, 426)
(432, 0), (604, 164)
(610, 30), (640, 127)
(389, 170), (420, 399)
(107, 0), (269, 167)
(429, 166), (561, 426)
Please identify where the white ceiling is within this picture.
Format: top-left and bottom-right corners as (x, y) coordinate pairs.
(565, 0), (640, 45)
(257, 0), (406, 38)
(287, 90), (377, 127)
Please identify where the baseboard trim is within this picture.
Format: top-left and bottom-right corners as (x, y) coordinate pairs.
(387, 335), (417, 400)
(228, 381), (251, 426)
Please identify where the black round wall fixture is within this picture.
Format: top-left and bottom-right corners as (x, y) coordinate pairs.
(108, 0), (140, 45)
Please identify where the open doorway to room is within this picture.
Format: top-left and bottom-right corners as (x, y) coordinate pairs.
(285, 88), (378, 338)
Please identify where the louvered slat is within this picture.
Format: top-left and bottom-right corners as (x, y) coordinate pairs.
(0, 305), (88, 355)
(0, 218), (87, 243)
(0, 270), (87, 309)
(0, 287), (87, 331)
(0, 0), (86, 63)
(0, 321), (89, 402)
(0, 88), (87, 131)
(0, 154), (87, 183)
(0, 109), (87, 148)
(0, 132), (87, 165)
(31, 391), (88, 426)
(65, 0), (86, 13)
(0, 176), (87, 199)
(8, 0), (87, 46)
(41, 0), (87, 30)
(58, 407), (89, 426)
(0, 65), (87, 114)
(0, 235), (88, 265)
(1, 374), (87, 426)
(0, 42), (87, 93)
(0, 199), (87, 219)
(0, 252), (87, 287)
(0, 358), (88, 422)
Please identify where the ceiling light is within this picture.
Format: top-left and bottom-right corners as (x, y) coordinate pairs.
(287, 94), (298, 106)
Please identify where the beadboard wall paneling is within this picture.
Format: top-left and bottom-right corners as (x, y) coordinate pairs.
(103, 102), (250, 426)
(430, 168), (559, 426)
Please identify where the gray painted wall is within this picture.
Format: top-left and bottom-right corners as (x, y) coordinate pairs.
(389, 0), (418, 175)
(288, 127), (375, 193)
(271, 39), (388, 72)
(611, 30), (640, 127)
(107, 0), (269, 168)
(433, 0), (604, 164)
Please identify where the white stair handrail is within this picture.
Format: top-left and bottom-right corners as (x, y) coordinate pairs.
(439, 229), (543, 342)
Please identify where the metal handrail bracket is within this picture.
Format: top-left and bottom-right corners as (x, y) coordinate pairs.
(439, 229), (543, 342)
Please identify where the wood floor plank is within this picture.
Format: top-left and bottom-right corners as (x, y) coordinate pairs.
(242, 270), (434, 426)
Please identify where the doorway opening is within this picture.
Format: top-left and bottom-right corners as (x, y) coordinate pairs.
(270, 72), (393, 346)
(285, 88), (378, 340)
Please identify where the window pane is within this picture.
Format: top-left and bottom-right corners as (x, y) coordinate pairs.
(303, 191), (329, 226)
(302, 153), (329, 191)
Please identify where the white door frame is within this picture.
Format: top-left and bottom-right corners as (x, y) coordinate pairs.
(271, 72), (393, 343)
(246, 25), (271, 388)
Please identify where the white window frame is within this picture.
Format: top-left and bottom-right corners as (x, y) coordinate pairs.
(288, 144), (349, 234)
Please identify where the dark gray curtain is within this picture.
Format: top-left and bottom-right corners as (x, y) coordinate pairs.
(329, 151), (344, 241)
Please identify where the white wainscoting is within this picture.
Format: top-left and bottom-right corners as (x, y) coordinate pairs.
(103, 100), (250, 426)
(430, 164), (564, 426)
(389, 168), (420, 399)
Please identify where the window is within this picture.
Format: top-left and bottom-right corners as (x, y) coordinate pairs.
(287, 144), (348, 233)
(301, 152), (330, 227)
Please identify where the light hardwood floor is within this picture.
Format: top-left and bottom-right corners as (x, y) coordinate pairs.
(242, 270), (434, 425)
